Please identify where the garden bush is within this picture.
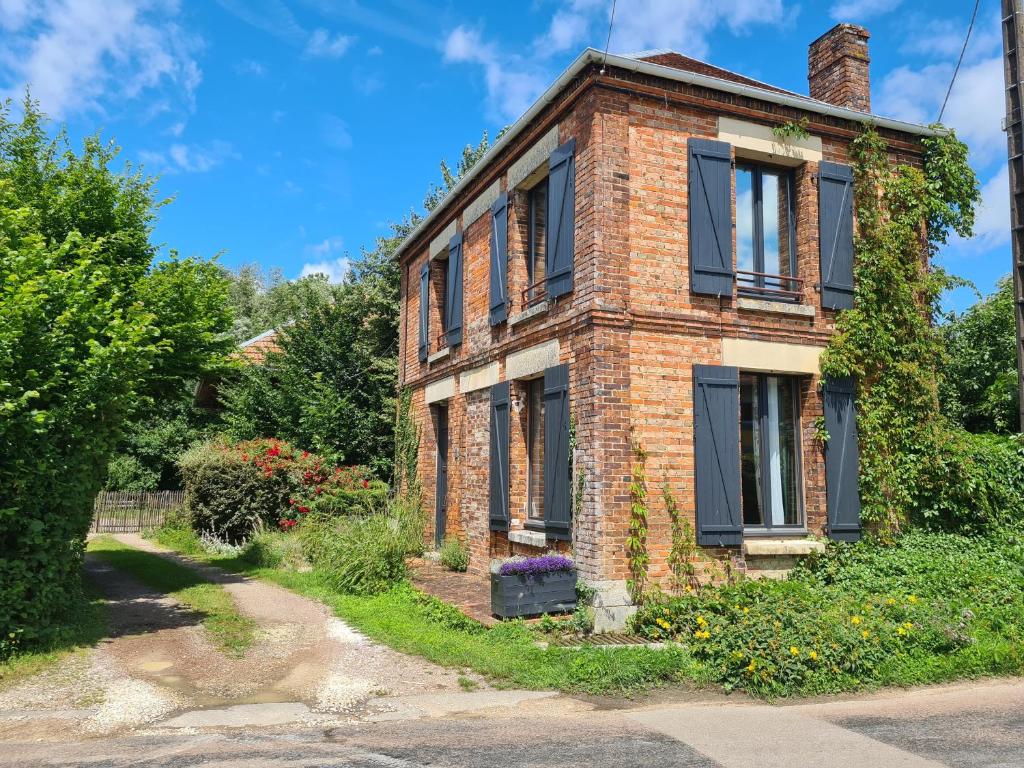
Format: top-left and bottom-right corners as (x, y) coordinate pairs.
(631, 528), (1024, 697)
(913, 431), (1024, 532)
(439, 537), (469, 572)
(178, 438), (379, 543)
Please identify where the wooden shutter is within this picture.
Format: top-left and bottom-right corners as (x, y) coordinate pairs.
(445, 232), (463, 346)
(418, 263), (429, 362)
(819, 161), (855, 310)
(489, 191), (509, 325)
(546, 139), (576, 299)
(543, 364), (571, 539)
(693, 364), (742, 546)
(489, 382), (510, 531)
(823, 377), (861, 542)
(688, 138), (734, 297)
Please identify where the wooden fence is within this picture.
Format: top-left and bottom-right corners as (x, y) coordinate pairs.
(91, 490), (184, 533)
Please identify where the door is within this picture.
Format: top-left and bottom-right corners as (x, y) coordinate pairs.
(434, 405), (448, 547)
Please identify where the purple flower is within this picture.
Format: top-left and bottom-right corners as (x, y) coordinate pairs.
(498, 554), (574, 577)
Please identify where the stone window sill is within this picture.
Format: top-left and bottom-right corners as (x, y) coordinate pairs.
(742, 538), (825, 557)
(508, 529), (547, 548)
(508, 300), (551, 328)
(427, 347), (450, 364)
(737, 297), (816, 318)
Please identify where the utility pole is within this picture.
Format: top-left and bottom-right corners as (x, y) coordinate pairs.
(1002, 0), (1024, 431)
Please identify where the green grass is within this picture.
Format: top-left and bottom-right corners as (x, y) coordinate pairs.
(150, 525), (703, 695)
(87, 536), (257, 657)
(0, 585), (107, 691)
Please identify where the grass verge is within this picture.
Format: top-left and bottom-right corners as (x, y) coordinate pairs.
(88, 536), (257, 657)
(0, 584), (106, 691)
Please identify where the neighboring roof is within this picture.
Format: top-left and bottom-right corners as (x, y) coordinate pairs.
(393, 47), (938, 263)
(238, 328), (282, 365)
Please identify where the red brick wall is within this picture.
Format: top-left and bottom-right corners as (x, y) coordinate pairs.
(397, 64), (923, 589)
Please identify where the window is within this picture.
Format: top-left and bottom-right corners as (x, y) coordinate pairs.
(740, 374), (803, 528)
(735, 164), (798, 300)
(526, 378), (545, 522)
(525, 179), (548, 307)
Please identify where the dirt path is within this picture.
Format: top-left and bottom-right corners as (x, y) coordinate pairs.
(0, 534), (505, 740)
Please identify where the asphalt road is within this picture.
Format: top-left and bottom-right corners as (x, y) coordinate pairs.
(3, 679), (1023, 768)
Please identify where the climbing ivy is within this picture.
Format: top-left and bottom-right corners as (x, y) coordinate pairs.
(393, 387), (420, 499)
(772, 117), (810, 142)
(820, 126), (980, 537)
(627, 436), (650, 603)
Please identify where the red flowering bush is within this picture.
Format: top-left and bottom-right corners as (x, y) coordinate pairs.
(179, 438), (382, 542)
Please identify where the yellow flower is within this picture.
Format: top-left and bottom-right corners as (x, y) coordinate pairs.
(696, 615), (707, 626)
(885, 598), (897, 606)
(861, 629), (870, 639)
(903, 622), (913, 630)
(907, 595), (918, 604)
(685, 585), (693, 593)
(790, 646), (799, 656)
(850, 616), (862, 625)
(743, 607), (750, 615)
(747, 660), (757, 672)
(897, 627), (907, 636)
(809, 650), (818, 661)
(656, 618), (670, 629)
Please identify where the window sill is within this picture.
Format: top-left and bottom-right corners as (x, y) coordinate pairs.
(742, 537), (824, 557)
(737, 297), (815, 318)
(509, 300), (551, 328)
(427, 347), (450, 364)
(508, 529), (547, 548)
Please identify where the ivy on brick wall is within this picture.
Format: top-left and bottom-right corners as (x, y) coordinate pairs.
(393, 387), (420, 501)
(820, 126), (980, 538)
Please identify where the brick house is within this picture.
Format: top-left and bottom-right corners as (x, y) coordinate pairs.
(395, 24), (935, 628)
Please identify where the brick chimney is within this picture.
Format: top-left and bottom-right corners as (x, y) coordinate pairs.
(808, 24), (871, 112)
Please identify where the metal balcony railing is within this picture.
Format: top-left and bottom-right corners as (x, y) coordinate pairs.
(735, 270), (804, 302)
(522, 277), (549, 310)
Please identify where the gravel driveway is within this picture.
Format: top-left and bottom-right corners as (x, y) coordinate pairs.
(0, 535), (484, 739)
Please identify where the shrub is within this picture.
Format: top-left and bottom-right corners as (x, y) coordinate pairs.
(439, 538), (469, 572)
(301, 514), (408, 595)
(104, 455), (161, 492)
(914, 431), (1024, 532)
(241, 530), (308, 570)
(178, 438), (378, 542)
(631, 529), (1024, 697)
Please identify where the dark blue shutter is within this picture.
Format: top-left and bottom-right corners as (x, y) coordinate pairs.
(546, 139), (575, 299)
(819, 161), (855, 310)
(445, 233), (463, 346)
(418, 263), (429, 362)
(823, 377), (861, 542)
(688, 138), (734, 297)
(543, 364), (571, 539)
(489, 192), (509, 325)
(489, 382), (510, 531)
(693, 364), (742, 546)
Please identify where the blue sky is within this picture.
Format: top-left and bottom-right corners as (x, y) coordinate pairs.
(0, 0), (1009, 310)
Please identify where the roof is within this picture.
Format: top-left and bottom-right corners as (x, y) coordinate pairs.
(238, 328), (282, 365)
(394, 47), (938, 262)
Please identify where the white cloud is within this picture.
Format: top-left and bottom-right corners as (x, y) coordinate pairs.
(443, 25), (547, 122)
(299, 256), (351, 284)
(167, 121), (186, 138)
(139, 140), (238, 174)
(875, 54), (1004, 167)
(0, 0), (202, 118)
(954, 167), (1010, 253)
(537, 0), (790, 60)
(305, 28), (354, 58)
(321, 114), (353, 150)
(306, 236), (345, 257)
(235, 59), (266, 76)
(829, 0), (900, 21)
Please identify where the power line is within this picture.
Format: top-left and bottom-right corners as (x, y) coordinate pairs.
(599, 0), (618, 75)
(938, 0), (981, 123)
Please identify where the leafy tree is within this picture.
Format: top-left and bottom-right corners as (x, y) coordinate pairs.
(0, 98), (161, 653)
(226, 266), (338, 343)
(940, 276), (1021, 433)
(222, 130), (493, 478)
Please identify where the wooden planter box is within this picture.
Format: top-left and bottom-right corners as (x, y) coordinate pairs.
(490, 569), (577, 619)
